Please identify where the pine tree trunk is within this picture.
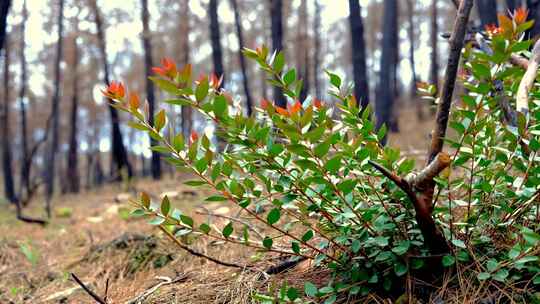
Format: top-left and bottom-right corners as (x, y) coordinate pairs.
(506, 0), (517, 11)
(179, 0), (192, 139)
(18, 0), (30, 201)
(1, 31), (17, 203)
(230, 0), (254, 116)
(141, 0), (161, 180)
(45, 0), (65, 218)
(296, 0), (309, 103)
(270, 0), (287, 108)
(476, 0), (498, 27)
(0, 0), (9, 51)
(313, 0), (321, 98)
(375, 0), (398, 144)
(348, 0), (370, 110)
(66, 26), (80, 193)
(430, 0), (439, 95)
(209, 0), (224, 89)
(90, 0), (132, 180)
(406, 0), (422, 120)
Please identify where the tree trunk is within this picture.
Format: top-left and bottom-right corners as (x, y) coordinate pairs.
(209, 0), (224, 89)
(89, 0), (132, 180)
(375, 0), (398, 144)
(506, 0), (518, 11)
(230, 0), (254, 116)
(476, 0), (498, 28)
(141, 0), (161, 180)
(430, 0), (439, 105)
(45, 0), (65, 218)
(18, 0), (30, 201)
(348, 0), (370, 110)
(1, 31), (17, 203)
(66, 25), (80, 193)
(527, 0), (540, 39)
(179, 0), (192, 139)
(313, 0), (321, 98)
(270, 0), (287, 108)
(406, 0), (423, 120)
(0, 0), (10, 52)
(296, 0), (309, 103)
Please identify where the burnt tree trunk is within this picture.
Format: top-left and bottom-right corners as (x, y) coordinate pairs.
(1, 31), (17, 203)
(66, 25), (80, 193)
(476, 0), (498, 28)
(141, 0), (161, 179)
(313, 0), (321, 98)
(18, 0), (30, 201)
(348, 0), (369, 110)
(45, 0), (65, 218)
(270, 0), (287, 108)
(375, 0), (398, 144)
(430, 0), (439, 90)
(230, 0), (254, 116)
(209, 0), (224, 89)
(179, 0), (192, 139)
(90, 0), (132, 180)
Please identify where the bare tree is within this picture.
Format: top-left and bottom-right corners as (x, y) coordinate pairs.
(348, 0), (369, 110)
(44, 0), (65, 217)
(505, 0), (518, 11)
(18, 0), (30, 200)
(527, 0), (540, 39)
(66, 20), (80, 193)
(1, 31), (17, 203)
(229, 0), (254, 115)
(296, 0), (310, 103)
(141, 0), (161, 179)
(0, 0), (10, 51)
(375, 0), (398, 144)
(89, 0), (132, 180)
(270, 0), (286, 108)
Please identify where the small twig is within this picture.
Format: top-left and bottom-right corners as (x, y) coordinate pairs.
(196, 207), (264, 239)
(70, 273), (107, 304)
(124, 275), (188, 304)
(408, 152), (451, 189)
(103, 278), (109, 303)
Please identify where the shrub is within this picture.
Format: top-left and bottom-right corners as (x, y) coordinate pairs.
(104, 8), (540, 302)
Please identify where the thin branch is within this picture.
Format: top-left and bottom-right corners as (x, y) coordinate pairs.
(158, 226), (252, 270)
(408, 152), (451, 189)
(516, 39), (540, 115)
(124, 275), (188, 304)
(195, 207), (264, 239)
(70, 273), (107, 304)
(427, 0), (474, 163)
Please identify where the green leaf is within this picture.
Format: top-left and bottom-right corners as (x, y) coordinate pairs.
(180, 214), (193, 227)
(172, 134), (185, 151)
(493, 268), (509, 282)
(326, 71), (341, 88)
(374, 236), (388, 247)
(391, 240), (410, 255)
(314, 142), (331, 158)
(324, 156), (341, 174)
(195, 77), (209, 102)
(148, 217), (165, 226)
(263, 237), (273, 249)
(213, 95), (227, 117)
(127, 121), (149, 131)
(161, 196), (170, 216)
(273, 51), (285, 72)
(442, 255), (455, 267)
(291, 241), (300, 254)
(199, 223), (211, 234)
(267, 208), (281, 225)
(522, 227), (540, 245)
(304, 282), (318, 297)
(150, 77), (179, 94)
(222, 222), (234, 238)
(394, 262), (407, 277)
(154, 110), (166, 132)
(477, 272), (491, 281)
(287, 287), (298, 301)
(184, 180), (207, 186)
(451, 239), (466, 249)
(302, 230), (314, 242)
(205, 195), (227, 202)
(283, 68), (296, 86)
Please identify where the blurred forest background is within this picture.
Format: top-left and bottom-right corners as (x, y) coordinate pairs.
(0, 0), (538, 215)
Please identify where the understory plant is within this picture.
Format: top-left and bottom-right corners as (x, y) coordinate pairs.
(104, 4), (540, 302)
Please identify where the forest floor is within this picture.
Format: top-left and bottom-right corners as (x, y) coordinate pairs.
(0, 108), (434, 303)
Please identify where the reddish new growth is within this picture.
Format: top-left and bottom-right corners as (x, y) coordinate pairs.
(485, 24), (502, 36)
(102, 81), (125, 100)
(152, 58), (177, 79)
(512, 7), (528, 25)
(313, 98), (323, 109)
(190, 130), (199, 144)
